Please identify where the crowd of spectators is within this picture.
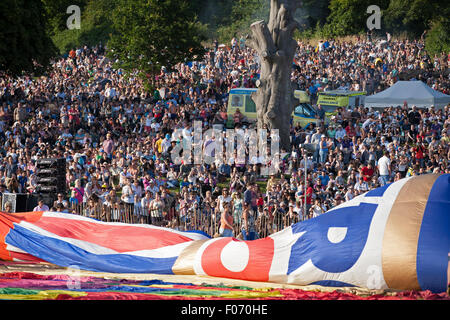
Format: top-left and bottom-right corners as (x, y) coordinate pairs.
(0, 36), (448, 239)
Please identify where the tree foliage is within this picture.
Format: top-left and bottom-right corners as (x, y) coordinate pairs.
(107, 0), (206, 85)
(42, 0), (88, 36)
(383, 0), (448, 37)
(51, 0), (118, 54)
(295, 0), (448, 54)
(297, 0), (331, 30)
(190, 0), (234, 39)
(0, 0), (57, 76)
(213, 0), (332, 43)
(3, 0), (448, 77)
(216, 0), (269, 42)
(319, 0), (390, 37)
(425, 17), (450, 56)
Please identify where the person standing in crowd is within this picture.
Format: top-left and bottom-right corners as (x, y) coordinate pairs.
(217, 187), (232, 213)
(378, 150), (391, 186)
(54, 193), (69, 209)
(140, 190), (153, 224)
(318, 135), (331, 164)
(241, 202), (257, 240)
(102, 133), (115, 157)
(149, 192), (164, 226)
(285, 203), (299, 225)
(70, 179), (84, 207)
(219, 202), (234, 237)
(33, 199), (50, 212)
(231, 190), (243, 234)
(408, 106), (421, 127)
(361, 162), (375, 182)
(3, 201), (12, 213)
(121, 178), (135, 216)
(316, 104), (325, 125)
(354, 176), (369, 193)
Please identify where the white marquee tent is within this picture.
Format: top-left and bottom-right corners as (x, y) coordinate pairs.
(364, 80), (450, 109)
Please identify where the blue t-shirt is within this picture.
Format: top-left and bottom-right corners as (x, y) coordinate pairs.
(318, 174), (330, 187)
(309, 85), (317, 95)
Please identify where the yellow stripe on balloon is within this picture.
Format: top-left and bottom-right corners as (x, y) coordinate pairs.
(0, 290), (87, 300)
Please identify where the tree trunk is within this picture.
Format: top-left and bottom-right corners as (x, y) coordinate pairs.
(247, 0), (301, 152)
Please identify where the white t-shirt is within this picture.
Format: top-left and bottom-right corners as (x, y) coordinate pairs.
(218, 195), (232, 212)
(362, 119), (373, 131)
(33, 204), (49, 211)
(378, 155), (391, 175)
(121, 185), (134, 204)
(132, 185), (143, 198)
(151, 122), (161, 132)
(311, 205), (323, 218)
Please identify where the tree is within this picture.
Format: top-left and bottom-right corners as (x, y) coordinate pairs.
(0, 0), (57, 77)
(51, 0), (119, 54)
(217, 0), (270, 43)
(191, 0), (234, 39)
(246, 0), (301, 151)
(383, 0), (447, 37)
(107, 0), (206, 88)
(320, 0), (391, 37)
(425, 17), (450, 56)
(298, 0), (331, 29)
(42, 0), (87, 36)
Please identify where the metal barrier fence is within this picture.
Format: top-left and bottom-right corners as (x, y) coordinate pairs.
(69, 202), (303, 239)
